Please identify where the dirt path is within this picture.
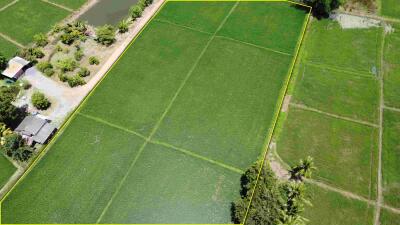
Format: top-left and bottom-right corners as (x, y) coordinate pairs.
(384, 105), (400, 113)
(0, 0), (18, 12)
(0, 32), (24, 48)
(337, 10), (400, 24)
(41, 0), (73, 12)
(290, 102), (379, 128)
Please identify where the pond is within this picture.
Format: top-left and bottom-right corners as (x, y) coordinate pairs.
(79, 0), (139, 26)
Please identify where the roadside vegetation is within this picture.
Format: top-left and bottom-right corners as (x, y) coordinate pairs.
(31, 92), (51, 110)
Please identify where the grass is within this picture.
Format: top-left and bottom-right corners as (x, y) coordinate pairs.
(382, 109), (400, 209)
(2, 1), (307, 223)
(304, 19), (381, 75)
(80, 21), (211, 137)
(99, 143), (241, 224)
(277, 108), (378, 199)
(0, 0), (69, 44)
(293, 64), (380, 123)
(303, 184), (375, 225)
(383, 24), (400, 108)
(2, 115), (146, 223)
(153, 37), (292, 170)
(381, 0), (400, 19)
(380, 208), (400, 225)
(218, 1), (308, 53)
(0, 0), (13, 8)
(48, 0), (87, 9)
(0, 154), (16, 188)
(0, 36), (18, 58)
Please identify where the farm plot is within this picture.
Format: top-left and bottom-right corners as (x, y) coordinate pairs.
(383, 24), (400, 108)
(49, 0), (87, 10)
(303, 184), (375, 225)
(0, 154), (16, 188)
(2, 1), (309, 223)
(382, 109), (400, 209)
(0, 36), (18, 58)
(380, 208), (400, 225)
(381, 0), (400, 20)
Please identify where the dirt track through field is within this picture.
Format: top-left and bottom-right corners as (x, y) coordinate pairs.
(41, 0), (73, 12)
(0, 0), (18, 12)
(0, 32), (24, 48)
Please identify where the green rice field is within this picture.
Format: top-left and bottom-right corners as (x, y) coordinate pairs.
(1, 1), (309, 223)
(49, 0), (87, 10)
(0, 154), (16, 188)
(0, 36), (18, 58)
(381, 0), (400, 20)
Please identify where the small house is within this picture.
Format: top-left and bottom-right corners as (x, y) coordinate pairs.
(1, 56), (30, 80)
(15, 115), (57, 145)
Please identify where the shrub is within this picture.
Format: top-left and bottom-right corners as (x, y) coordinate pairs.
(31, 92), (51, 110)
(77, 67), (90, 77)
(89, 56), (100, 65)
(74, 49), (84, 61)
(0, 52), (7, 71)
(60, 21), (88, 45)
(56, 58), (77, 72)
(55, 45), (63, 52)
(139, 0), (153, 7)
(36, 61), (53, 73)
(44, 68), (55, 77)
(58, 73), (68, 82)
(33, 33), (48, 47)
(130, 5), (143, 19)
(60, 33), (75, 45)
(118, 19), (130, 33)
(52, 24), (62, 33)
(67, 75), (86, 87)
(21, 80), (31, 90)
(95, 25), (116, 46)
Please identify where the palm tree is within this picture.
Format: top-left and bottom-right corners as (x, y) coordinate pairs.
(289, 156), (316, 181)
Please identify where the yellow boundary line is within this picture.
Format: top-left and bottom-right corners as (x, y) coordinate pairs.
(0, 1), (312, 224)
(242, 2), (311, 224)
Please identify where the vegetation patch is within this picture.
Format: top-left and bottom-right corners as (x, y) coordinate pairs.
(381, 0), (400, 19)
(383, 24), (400, 108)
(380, 208), (400, 225)
(277, 108), (378, 199)
(0, 153), (16, 188)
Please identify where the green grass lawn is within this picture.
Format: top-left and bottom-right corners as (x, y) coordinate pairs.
(2, 1), (307, 223)
(293, 64), (380, 123)
(153, 37), (292, 170)
(381, 0), (400, 19)
(49, 0), (87, 9)
(305, 19), (381, 75)
(0, 36), (18, 58)
(383, 24), (400, 108)
(99, 143), (241, 224)
(0, 0), (69, 45)
(277, 108), (378, 199)
(303, 184), (374, 225)
(380, 208), (400, 225)
(0, 0), (13, 8)
(382, 109), (400, 209)
(0, 154), (16, 188)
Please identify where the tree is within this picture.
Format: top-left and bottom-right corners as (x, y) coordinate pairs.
(0, 52), (7, 70)
(0, 86), (25, 128)
(89, 56), (100, 65)
(1, 133), (33, 162)
(95, 25), (116, 46)
(118, 19), (130, 33)
(289, 156), (316, 181)
(77, 67), (90, 77)
(33, 33), (48, 47)
(31, 92), (51, 110)
(302, 0), (344, 18)
(67, 75), (86, 87)
(130, 5), (143, 19)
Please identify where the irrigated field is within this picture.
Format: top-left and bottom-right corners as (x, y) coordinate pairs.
(1, 1), (309, 223)
(0, 155), (16, 188)
(274, 10), (400, 224)
(381, 0), (400, 20)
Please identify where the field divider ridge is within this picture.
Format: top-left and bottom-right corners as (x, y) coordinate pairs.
(383, 105), (400, 113)
(153, 18), (213, 35)
(0, 32), (24, 48)
(0, 0), (18, 12)
(150, 140), (244, 174)
(95, 2), (240, 223)
(40, 0), (74, 12)
(77, 112), (148, 140)
(304, 61), (376, 78)
(290, 102), (380, 128)
(242, 4), (312, 223)
(215, 35), (292, 56)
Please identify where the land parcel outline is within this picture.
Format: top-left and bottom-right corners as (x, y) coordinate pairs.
(1, 0), (310, 223)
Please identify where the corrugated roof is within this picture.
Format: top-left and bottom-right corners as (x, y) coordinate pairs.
(15, 115), (47, 136)
(33, 123), (56, 144)
(1, 57), (29, 78)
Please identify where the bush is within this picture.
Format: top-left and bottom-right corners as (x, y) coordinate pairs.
(58, 73), (68, 82)
(139, 0), (152, 7)
(33, 33), (48, 47)
(130, 5), (143, 19)
(44, 68), (55, 77)
(0, 52), (7, 71)
(74, 49), (84, 61)
(95, 25), (116, 46)
(67, 75), (86, 87)
(89, 56), (100, 65)
(52, 24), (62, 33)
(56, 58), (77, 72)
(77, 67), (90, 77)
(21, 80), (31, 90)
(118, 19), (130, 33)
(31, 92), (51, 110)
(36, 61), (53, 72)
(60, 21), (88, 45)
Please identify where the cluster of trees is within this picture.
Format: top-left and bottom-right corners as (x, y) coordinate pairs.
(17, 47), (44, 64)
(0, 85), (26, 128)
(232, 157), (315, 225)
(301, 0), (344, 18)
(31, 92), (51, 110)
(57, 21), (88, 45)
(1, 133), (33, 162)
(95, 25), (116, 46)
